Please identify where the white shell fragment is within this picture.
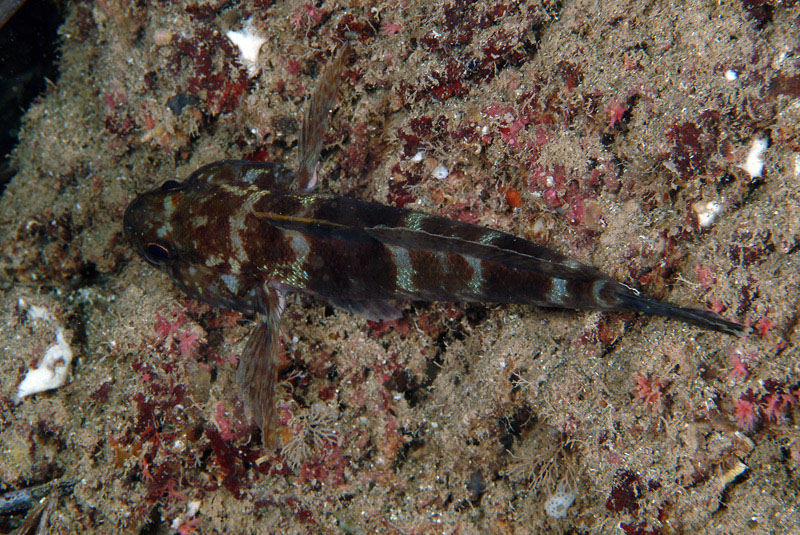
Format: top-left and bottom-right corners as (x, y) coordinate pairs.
(738, 137), (768, 179)
(171, 500), (202, 530)
(433, 164), (449, 179)
(724, 69), (738, 81)
(692, 199), (724, 228)
(226, 20), (267, 78)
(15, 299), (74, 400)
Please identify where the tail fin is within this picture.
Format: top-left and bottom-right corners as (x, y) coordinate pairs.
(614, 290), (745, 336)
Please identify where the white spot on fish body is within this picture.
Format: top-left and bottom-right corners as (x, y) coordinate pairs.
(465, 256), (484, 295)
(388, 245), (414, 293)
(231, 231), (246, 261)
(243, 168), (262, 183)
(436, 251), (450, 275)
(282, 232), (311, 287)
(156, 223), (172, 238)
(162, 196), (175, 218)
(548, 278), (569, 305)
(221, 274), (239, 294)
(477, 231), (502, 245)
(405, 212), (427, 231)
(206, 254), (225, 267)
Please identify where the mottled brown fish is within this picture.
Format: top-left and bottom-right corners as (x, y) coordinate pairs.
(124, 44), (743, 441)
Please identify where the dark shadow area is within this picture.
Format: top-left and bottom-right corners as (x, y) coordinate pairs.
(0, 0), (64, 195)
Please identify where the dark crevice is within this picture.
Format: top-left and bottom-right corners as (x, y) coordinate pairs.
(0, 0), (65, 196)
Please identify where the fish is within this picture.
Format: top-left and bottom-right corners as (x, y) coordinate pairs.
(124, 44), (744, 442)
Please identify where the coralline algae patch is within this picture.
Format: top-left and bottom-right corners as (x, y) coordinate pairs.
(1, 0), (800, 534)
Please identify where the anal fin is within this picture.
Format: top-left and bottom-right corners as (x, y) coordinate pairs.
(328, 298), (402, 322)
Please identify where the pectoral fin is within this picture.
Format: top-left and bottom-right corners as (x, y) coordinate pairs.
(236, 290), (282, 446)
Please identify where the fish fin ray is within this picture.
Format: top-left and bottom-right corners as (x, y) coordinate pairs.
(236, 288), (282, 447)
(328, 298), (402, 321)
(614, 290), (745, 335)
(295, 44), (353, 192)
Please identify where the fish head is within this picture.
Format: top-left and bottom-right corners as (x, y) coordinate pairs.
(124, 178), (189, 270)
(124, 172), (262, 315)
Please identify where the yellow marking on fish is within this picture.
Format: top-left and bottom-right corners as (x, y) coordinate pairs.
(252, 211), (347, 229)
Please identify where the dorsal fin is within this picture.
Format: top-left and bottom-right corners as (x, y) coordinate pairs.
(364, 224), (605, 281)
(295, 44), (353, 192)
(255, 206), (605, 281)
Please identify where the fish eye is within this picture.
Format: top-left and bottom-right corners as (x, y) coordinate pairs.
(145, 242), (172, 263)
(160, 180), (184, 191)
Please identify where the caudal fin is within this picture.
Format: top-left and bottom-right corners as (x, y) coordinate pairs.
(614, 290), (745, 336)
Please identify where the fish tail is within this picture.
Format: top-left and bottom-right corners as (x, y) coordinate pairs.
(614, 290), (745, 336)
